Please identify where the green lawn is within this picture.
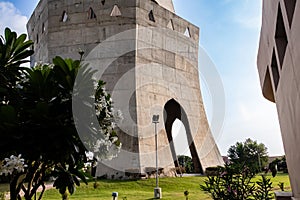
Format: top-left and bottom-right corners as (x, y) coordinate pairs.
(0, 173), (291, 200)
(42, 176), (212, 200)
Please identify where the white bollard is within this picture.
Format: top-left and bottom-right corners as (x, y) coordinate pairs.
(112, 192), (118, 200)
(154, 187), (162, 199)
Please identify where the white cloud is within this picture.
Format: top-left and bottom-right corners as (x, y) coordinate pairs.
(214, 69), (284, 156)
(233, 0), (262, 30)
(235, 15), (262, 29)
(0, 2), (28, 35)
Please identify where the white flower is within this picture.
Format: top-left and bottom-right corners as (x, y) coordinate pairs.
(0, 154), (27, 176)
(111, 136), (118, 143)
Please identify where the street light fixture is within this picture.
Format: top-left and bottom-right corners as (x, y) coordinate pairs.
(152, 115), (161, 199)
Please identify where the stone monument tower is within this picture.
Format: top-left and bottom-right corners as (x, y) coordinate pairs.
(27, 0), (223, 177)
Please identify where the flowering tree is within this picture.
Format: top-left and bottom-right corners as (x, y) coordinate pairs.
(0, 28), (121, 200)
(0, 155), (27, 176)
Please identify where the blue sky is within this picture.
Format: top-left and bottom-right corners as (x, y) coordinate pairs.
(0, 0), (285, 156)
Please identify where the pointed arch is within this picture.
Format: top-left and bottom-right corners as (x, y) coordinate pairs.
(101, 0), (105, 6)
(184, 27), (191, 38)
(163, 99), (203, 173)
(110, 5), (122, 16)
(167, 19), (174, 30)
(61, 10), (68, 22)
(88, 7), (97, 19)
(149, 10), (155, 22)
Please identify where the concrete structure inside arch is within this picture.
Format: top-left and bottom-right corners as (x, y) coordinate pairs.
(27, 0), (223, 178)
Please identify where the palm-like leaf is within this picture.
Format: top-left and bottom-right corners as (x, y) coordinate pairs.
(0, 28), (33, 105)
(0, 28), (33, 68)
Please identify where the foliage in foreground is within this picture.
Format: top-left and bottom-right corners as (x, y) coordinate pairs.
(0, 28), (121, 200)
(200, 164), (273, 200)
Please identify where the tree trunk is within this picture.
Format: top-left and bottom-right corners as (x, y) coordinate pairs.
(10, 174), (22, 200)
(62, 192), (69, 200)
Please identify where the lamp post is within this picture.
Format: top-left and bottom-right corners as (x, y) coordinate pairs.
(152, 115), (161, 199)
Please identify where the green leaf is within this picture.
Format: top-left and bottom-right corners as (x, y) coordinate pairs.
(4, 28), (12, 42)
(59, 187), (66, 195)
(36, 102), (49, 115)
(73, 176), (80, 186)
(53, 56), (69, 74)
(9, 50), (34, 63)
(71, 169), (88, 185)
(0, 105), (17, 123)
(13, 40), (34, 57)
(68, 184), (75, 195)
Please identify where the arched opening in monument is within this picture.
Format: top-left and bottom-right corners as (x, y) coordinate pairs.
(163, 99), (203, 174)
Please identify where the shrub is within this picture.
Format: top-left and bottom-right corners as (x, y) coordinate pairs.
(253, 175), (273, 200)
(200, 164), (274, 200)
(205, 166), (221, 176)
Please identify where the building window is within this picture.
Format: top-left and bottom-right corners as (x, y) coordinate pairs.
(184, 27), (191, 38)
(42, 23), (45, 33)
(271, 49), (280, 91)
(284, 0), (296, 27)
(61, 11), (68, 22)
(88, 7), (97, 19)
(275, 4), (288, 69)
(110, 5), (122, 16)
(36, 34), (39, 44)
(148, 10), (155, 22)
(167, 19), (174, 30)
(101, 0), (105, 5)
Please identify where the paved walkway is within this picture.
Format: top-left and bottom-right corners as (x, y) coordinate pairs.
(4, 183), (54, 200)
(181, 173), (203, 177)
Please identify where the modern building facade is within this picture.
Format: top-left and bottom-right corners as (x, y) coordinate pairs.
(27, 0), (223, 178)
(257, 0), (300, 199)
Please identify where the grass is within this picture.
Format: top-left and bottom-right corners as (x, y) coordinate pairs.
(42, 176), (212, 200)
(259, 173), (291, 191)
(0, 173), (291, 200)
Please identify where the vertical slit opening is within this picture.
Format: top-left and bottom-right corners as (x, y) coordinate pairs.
(149, 10), (155, 22)
(271, 49), (280, 91)
(284, 0), (296, 27)
(275, 4), (288, 68)
(61, 11), (68, 22)
(167, 19), (174, 30)
(42, 23), (45, 33)
(88, 7), (97, 19)
(184, 27), (191, 38)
